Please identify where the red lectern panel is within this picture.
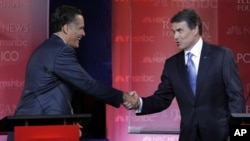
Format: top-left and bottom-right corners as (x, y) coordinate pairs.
(15, 125), (79, 141)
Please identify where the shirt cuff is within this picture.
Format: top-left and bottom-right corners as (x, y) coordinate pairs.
(135, 97), (143, 113)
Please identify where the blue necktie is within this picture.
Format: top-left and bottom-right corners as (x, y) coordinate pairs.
(186, 52), (196, 95)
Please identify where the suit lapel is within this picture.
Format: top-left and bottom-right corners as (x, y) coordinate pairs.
(195, 42), (212, 101)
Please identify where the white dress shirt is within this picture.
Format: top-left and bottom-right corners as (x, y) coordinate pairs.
(184, 37), (203, 74)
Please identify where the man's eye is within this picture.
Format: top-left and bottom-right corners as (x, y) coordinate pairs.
(177, 29), (182, 32)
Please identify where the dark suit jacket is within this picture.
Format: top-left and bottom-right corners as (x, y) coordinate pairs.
(137, 42), (246, 141)
(15, 34), (123, 115)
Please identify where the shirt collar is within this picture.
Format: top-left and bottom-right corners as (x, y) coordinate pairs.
(53, 33), (66, 43)
(185, 37), (203, 57)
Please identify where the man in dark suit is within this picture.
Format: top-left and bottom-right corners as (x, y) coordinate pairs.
(7, 5), (136, 141)
(124, 9), (246, 141)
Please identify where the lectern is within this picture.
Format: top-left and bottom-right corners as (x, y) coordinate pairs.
(0, 114), (91, 141)
(229, 113), (250, 141)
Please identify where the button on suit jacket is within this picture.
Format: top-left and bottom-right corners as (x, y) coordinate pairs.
(137, 42), (246, 141)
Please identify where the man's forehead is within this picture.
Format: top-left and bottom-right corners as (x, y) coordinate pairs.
(69, 15), (84, 26)
(172, 21), (188, 29)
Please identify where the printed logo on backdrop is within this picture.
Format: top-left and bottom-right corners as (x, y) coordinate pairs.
(0, 0), (21, 8)
(226, 26), (250, 36)
(0, 79), (24, 90)
(115, 35), (155, 43)
(0, 15), (29, 65)
(236, 53), (250, 64)
(143, 16), (167, 24)
(130, 115), (157, 122)
(142, 52), (168, 64)
(162, 18), (173, 38)
(153, 0), (218, 8)
(115, 115), (126, 122)
(1, 23), (29, 33)
(0, 104), (16, 118)
(115, 115), (157, 122)
(154, 107), (180, 121)
(143, 135), (179, 141)
(0, 50), (20, 62)
(0, 23), (30, 52)
(237, 0), (250, 12)
(115, 75), (155, 82)
(115, 0), (218, 8)
(0, 40), (28, 46)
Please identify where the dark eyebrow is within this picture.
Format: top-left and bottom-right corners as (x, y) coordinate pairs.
(176, 28), (183, 32)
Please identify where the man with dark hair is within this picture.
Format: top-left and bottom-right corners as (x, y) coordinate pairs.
(124, 8), (246, 141)
(7, 5), (136, 141)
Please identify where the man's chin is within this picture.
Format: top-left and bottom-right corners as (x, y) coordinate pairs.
(177, 46), (187, 50)
(177, 45), (183, 50)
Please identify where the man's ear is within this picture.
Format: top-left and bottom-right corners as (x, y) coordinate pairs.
(62, 24), (69, 34)
(193, 25), (199, 35)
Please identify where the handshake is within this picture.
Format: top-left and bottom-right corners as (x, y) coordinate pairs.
(122, 91), (140, 110)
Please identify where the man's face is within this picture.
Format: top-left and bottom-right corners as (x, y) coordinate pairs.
(66, 15), (85, 48)
(171, 21), (198, 51)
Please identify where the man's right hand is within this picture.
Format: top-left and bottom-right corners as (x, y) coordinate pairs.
(122, 91), (140, 110)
